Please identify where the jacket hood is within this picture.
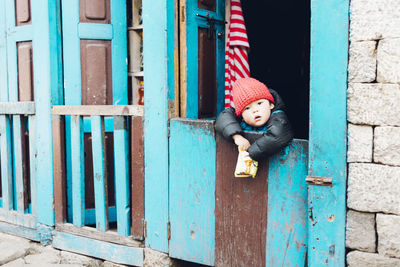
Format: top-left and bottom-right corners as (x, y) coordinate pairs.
(269, 88), (286, 112)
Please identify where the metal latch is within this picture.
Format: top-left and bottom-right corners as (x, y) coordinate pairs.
(196, 13), (226, 39)
(306, 176), (332, 186)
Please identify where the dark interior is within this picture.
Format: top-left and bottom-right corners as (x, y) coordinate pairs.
(241, 0), (310, 139)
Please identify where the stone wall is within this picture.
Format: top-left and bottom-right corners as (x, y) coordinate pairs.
(347, 0), (400, 266)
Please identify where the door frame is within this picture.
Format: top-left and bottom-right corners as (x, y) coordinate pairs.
(144, 0), (349, 265)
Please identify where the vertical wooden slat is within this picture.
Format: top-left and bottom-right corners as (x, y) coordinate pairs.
(215, 133), (269, 267)
(266, 140), (308, 266)
(113, 116), (130, 236)
(131, 116), (144, 239)
(29, 115), (37, 216)
(308, 0), (349, 265)
(0, 115), (13, 210)
(169, 119), (216, 266)
(71, 115), (85, 226)
(91, 115), (108, 231)
(53, 115), (66, 223)
(13, 115), (25, 212)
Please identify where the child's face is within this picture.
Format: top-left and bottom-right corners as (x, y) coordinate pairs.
(242, 99), (275, 127)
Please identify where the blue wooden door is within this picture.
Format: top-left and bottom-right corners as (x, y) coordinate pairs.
(169, 1), (309, 266)
(0, 0), (38, 236)
(61, 0), (127, 227)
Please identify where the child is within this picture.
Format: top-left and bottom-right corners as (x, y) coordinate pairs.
(215, 77), (294, 161)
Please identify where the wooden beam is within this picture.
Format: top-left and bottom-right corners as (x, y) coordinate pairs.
(52, 231), (144, 266)
(53, 115), (67, 223)
(0, 102), (35, 115)
(52, 105), (144, 116)
(0, 209), (37, 228)
(55, 223), (143, 247)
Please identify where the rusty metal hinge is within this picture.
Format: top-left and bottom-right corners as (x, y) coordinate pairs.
(167, 221), (171, 240)
(143, 220), (147, 238)
(306, 176), (332, 186)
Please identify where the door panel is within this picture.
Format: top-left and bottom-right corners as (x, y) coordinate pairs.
(61, 0), (128, 224)
(198, 28), (217, 118)
(15, 0), (31, 26)
(80, 40), (112, 105)
(180, 0), (225, 118)
(215, 133), (269, 267)
(169, 119), (216, 266)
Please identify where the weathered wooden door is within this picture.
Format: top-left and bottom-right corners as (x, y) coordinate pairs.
(60, 0), (128, 227)
(169, 0), (309, 266)
(179, 0), (226, 119)
(0, 0), (39, 240)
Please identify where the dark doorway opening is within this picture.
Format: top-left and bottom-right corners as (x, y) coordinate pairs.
(242, 0), (310, 139)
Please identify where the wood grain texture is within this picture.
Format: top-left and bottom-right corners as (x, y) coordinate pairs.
(91, 116), (109, 231)
(266, 140), (308, 266)
(52, 231), (144, 266)
(55, 223), (143, 247)
(0, 102), (35, 115)
(169, 119), (216, 266)
(308, 0), (349, 265)
(0, 115), (13, 210)
(131, 116), (144, 240)
(52, 105), (143, 116)
(53, 115), (67, 223)
(215, 133), (269, 267)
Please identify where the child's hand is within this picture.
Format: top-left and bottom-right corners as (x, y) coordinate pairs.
(232, 134), (251, 151)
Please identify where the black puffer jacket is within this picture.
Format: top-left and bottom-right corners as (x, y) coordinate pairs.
(215, 89), (294, 161)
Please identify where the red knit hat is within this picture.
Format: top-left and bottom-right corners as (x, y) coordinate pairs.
(232, 78), (275, 116)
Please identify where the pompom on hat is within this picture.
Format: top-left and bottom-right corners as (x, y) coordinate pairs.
(232, 77), (274, 116)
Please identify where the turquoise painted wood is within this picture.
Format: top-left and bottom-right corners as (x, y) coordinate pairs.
(113, 116), (131, 236)
(91, 116), (108, 232)
(32, 0), (62, 226)
(266, 140), (308, 266)
(52, 231), (144, 266)
(167, 0), (176, 102)
(85, 206), (116, 226)
(0, 2), (7, 101)
(0, 209), (36, 228)
(308, 0), (349, 266)
(169, 119), (216, 266)
(12, 115), (25, 212)
(5, 0), (18, 102)
(110, 0), (128, 106)
(0, 115), (13, 210)
(71, 115), (85, 227)
(143, 0), (169, 252)
(0, 221), (40, 241)
(62, 0), (128, 224)
(29, 116), (37, 216)
(78, 24), (113, 40)
(184, 0), (225, 118)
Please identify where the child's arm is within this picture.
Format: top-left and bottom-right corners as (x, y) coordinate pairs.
(215, 107), (243, 140)
(247, 111), (294, 161)
(232, 134), (251, 150)
(215, 108), (251, 149)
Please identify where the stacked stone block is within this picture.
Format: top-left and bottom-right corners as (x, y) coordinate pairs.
(347, 0), (400, 266)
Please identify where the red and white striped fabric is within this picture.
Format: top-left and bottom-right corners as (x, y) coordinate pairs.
(224, 0), (250, 108)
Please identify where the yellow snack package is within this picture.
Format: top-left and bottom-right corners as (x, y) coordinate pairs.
(234, 149), (258, 178)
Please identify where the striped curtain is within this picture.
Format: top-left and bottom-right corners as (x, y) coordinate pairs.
(224, 0), (250, 108)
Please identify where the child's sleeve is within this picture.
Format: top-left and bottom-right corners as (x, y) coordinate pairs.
(247, 111), (294, 161)
(215, 107), (243, 140)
